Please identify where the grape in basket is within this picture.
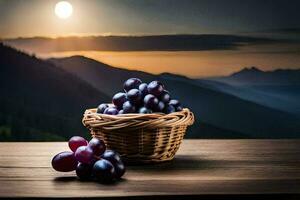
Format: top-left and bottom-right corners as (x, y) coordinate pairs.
(138, 83), (148, 97)
(143, 94), (159, 110)
(96, 78), (184, 115)
(83, 78), (194, 163)
(112, 92), (127, 109)
(147, 80), (164, 97)
(124, 78), (142, 92)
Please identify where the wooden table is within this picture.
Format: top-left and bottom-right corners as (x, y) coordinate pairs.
(0, 140), (300, 199)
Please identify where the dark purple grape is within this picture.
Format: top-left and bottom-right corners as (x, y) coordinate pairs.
(147, 81), (164, 97)
(97, 103), (109, 114)
(155, 101), (165, 112)
(76, 162), (93, 180)
(176, 105), (183, 111)
(169, 99), (182, 111)
(88, 138), (106, 156)
(127, 89), (142, 105)
(169, 99), (180, 107)
(123, 78), (142, 92)
(164, 104), (176, 114)
(160, 90), (171, 103)
(143, 94), (159, 109)
(118, 110), (124, 115)
(112, 92), (127, 109)
(75, 146), (94, 164)
(114, 160), (126, 179)
(52, 151), (78, 172)
(101, 150), (122, 165)
(104, 107), (119, 115)
(68, 136), (88, 152)
(108, 104), (117, 108)
(139, 107), (152, 114)
(92, 159), (116, 183)
(138, 83), (148, 97)
(122, 101), (136, 113)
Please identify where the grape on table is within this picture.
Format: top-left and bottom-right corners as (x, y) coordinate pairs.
(52, 136), (126, 183)
(51, 151), (78, 172)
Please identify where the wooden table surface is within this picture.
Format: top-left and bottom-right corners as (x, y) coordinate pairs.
(0, 140), (300, 199)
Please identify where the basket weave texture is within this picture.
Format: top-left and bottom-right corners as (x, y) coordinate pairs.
(82, 108), (194, 163)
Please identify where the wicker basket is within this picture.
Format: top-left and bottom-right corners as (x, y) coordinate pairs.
(82, 107), (194, 163)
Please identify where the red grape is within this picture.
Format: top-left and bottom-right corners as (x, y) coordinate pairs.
(52, 151), (78, 172)
(68, 136), (88, 152)
(75, 146), (94, 164)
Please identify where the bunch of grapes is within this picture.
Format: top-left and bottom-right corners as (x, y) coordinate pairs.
(97, 78), (183, 115)
(52, 136), (125, 183)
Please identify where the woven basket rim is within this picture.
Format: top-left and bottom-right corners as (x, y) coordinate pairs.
(82, 107), (194, 130)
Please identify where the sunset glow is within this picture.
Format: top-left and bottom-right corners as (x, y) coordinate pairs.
(1, 0), (299, 77)
(39, 48), (300, 78)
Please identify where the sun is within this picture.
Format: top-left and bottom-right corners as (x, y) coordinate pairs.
(55, 1), (73, 19)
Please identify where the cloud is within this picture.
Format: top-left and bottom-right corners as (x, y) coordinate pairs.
(261, 28), (300, 34)
(3, 34), (284, 53)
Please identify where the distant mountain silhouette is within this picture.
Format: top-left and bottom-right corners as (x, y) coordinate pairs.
(205, 67), (300, 115)
(210, 66), (300, 85)
(3, 34), (278, 53)
(198, 79), (300, 116)
(0, 44), (110, 141)
(49, 56), (154, 96)
(50, 57), (300, 138)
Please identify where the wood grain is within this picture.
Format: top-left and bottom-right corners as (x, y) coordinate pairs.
(0, 140), (300, 199)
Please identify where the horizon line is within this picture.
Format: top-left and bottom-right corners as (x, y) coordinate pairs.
(1, 32), (258, 40)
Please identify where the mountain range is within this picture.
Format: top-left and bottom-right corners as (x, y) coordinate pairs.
(210, 66), (300, 85)
(0, 43), (110, 141)
(205, 67), (300, 115)
(49, 56), (300, 138)
(1, 43), (300, 141)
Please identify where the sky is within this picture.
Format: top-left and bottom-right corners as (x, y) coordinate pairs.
(1, 0), (300, 38)
(0, 0), (300, 77)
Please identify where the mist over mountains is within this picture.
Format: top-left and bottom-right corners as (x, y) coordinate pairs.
(210, 66), (300, 85)
(0, 43), (300, 141)
(206, 67), (300, 115)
